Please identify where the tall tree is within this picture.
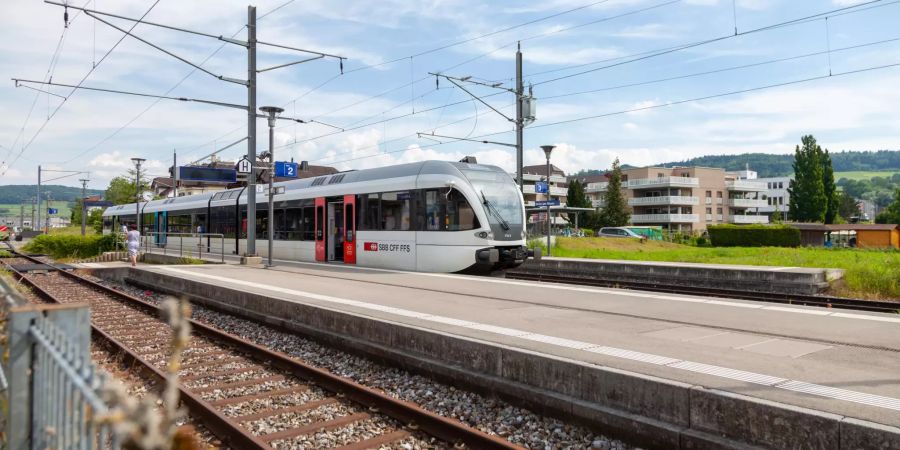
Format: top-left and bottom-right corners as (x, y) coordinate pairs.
(104, 169), (149, 205)
(565, 179), (591, 226)
(788, 135), (826, 222)
(597, 158), (631, 227)
(822, 149), (839, 224)
(837, 191), (861, 221)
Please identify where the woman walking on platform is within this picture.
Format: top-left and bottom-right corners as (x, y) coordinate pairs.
(126, 224), (141, 267)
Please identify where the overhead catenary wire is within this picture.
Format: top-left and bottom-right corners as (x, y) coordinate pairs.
(4, 0), (162, 174)
(320, 60), (900, 166)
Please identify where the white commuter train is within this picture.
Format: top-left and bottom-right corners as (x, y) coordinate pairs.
(102, 160), (530, 272)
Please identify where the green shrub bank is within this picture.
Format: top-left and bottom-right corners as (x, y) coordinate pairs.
(707, 224), (800, 247)
(23, 234), (118, 259)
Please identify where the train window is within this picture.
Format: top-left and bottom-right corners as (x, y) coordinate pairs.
(345, 203), (354, 241)
(424, 188), (479, 231)
(302, 206), (314, 240)
(381, 192), (411, 231)
(359, 193), (381, 231)
(167, 213), (192, 234)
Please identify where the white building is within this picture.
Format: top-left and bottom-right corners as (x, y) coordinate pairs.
(756, 176), (792, 221)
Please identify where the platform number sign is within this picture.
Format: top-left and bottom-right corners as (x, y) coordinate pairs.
(275, 161), (298, 178)
(235, 157), (252, 174)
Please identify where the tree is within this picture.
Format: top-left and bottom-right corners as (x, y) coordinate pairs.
(875, 188), (900, 224)
(564, 179), (591, 226)
(837, 191), (861, 222)
(104, 169), (149, 205)
(822, 149), (839, 224)
(597, 158), (631, 227)
(788, 135), (826, 222)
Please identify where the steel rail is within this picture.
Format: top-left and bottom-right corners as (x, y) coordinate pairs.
(5, 250), (522, 450)
(504, 271), (900, 314)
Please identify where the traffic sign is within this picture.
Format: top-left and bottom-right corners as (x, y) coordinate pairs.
(534, 182), (548, 194)
(235, 157), (252, 174)
(47, 208), (58, 214)
(275, 161), (298, 178)
(535, 199), (560, 207)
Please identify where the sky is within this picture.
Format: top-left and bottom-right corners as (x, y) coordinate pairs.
(1, 0), (899, 190)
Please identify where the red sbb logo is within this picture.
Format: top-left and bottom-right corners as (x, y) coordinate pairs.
(364, 242), (378, 251)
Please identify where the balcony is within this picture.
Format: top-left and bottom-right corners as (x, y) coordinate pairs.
(631, 214), (699, 223)
(731, 215), (769, 224)
(629, 196), (699, 206)
(726, 180), (767, 191)
(591, 199), (605, 208)
(585, 182), (608, 193)
(626, 177), (699, 188)
(519, 173), (567, 184)
(728, 198), (768, 208)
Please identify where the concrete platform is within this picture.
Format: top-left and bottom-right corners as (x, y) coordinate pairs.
(509, 256), (842, 295)
(89, 261), (900, 449)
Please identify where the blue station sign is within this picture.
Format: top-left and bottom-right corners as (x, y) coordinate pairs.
(534, 182), (548, 194)
(534, 199), (560, 207)
(275, 161), (299, 178)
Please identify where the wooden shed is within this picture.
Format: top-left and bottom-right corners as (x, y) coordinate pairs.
(789, 223), (900, 249)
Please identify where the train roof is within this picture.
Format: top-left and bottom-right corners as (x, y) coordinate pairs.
(103, 160), (509, 215)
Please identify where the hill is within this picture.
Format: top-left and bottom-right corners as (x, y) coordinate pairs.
(0, 184), (104, 204)
(656, 150), (900, 178)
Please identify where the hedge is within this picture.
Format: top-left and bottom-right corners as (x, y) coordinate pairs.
(23, 234), (119, 259)
(707, 224), (800, 247)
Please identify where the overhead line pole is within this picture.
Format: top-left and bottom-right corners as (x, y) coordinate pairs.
(515, 42), (524, 194)
(246, 5), (258, 257)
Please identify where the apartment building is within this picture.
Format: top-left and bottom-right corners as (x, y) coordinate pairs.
(515, 164), (570, 229)
(585, 166), (768, 232)
(756, 176), (792, 221)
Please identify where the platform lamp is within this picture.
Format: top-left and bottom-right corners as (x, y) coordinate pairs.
(541, 145), (555, 256)
(260, 106), (284, 268)
(131, 157), (145, 237)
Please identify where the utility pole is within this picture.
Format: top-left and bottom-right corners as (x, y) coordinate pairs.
(79, 178), (89, 236)
(515, 42), (524, 194)
(30, 197), (35, 231)
(246, 5), (258, 256)
(173, 148), (178, 197)
(19, 201), (24, 231)
(36, 165), (41, 234)
(132, 158), (145, 234)
(45, 192), (52, 232)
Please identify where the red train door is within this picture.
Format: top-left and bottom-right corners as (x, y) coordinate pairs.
(315, 197), (325, 262)
(343, 194), (356, 264)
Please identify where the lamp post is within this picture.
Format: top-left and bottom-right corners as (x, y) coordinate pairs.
(131, 157), (145, 236)
(79, 178), (90, 236)
(260, 106), (284, 268)
(541, 145), (555, 257)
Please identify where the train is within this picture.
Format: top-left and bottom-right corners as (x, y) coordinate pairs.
(102, 160), (529, 272)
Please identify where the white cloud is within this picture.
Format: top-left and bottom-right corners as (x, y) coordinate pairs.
(613, 23), (679, 40)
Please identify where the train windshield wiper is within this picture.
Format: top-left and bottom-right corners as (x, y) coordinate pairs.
(481, 191), (510, 231)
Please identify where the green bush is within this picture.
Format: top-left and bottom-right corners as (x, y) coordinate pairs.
(707, 224), (800, 247)
(23, 234), (119, 259)
(582, 228), (595, 237)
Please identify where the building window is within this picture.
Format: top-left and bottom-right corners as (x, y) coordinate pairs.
(706, 207), (712, 214)
(705, 190), (712, 198)
(717, 191), (723, 198)
(717, 207), (723, 214)
(778, 182), (784, 189)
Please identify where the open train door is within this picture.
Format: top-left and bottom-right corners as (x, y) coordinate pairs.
(315, 197), (325, 261)
(343, 194), (356, 264)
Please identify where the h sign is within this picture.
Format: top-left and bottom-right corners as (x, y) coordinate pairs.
(235, 157), (252, 174)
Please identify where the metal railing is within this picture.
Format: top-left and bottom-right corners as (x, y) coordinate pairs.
(626, 177), (699, 188)
(628, 196), (699, 206)
(2, 276), (120, 450)
(142, 232), (226, 263)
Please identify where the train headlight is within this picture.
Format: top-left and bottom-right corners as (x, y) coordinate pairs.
(476, 231), (492, 239)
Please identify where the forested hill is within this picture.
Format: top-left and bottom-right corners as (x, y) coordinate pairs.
(657, 150), (900, 177)
(0, 185), (104, 204)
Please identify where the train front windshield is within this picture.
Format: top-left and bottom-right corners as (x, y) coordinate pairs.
(459, 168), (524, 228)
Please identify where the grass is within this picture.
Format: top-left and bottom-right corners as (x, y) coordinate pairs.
(543, 237), (900, 300)
(47, 225), (97, 236)
(834, 170), (900, 181)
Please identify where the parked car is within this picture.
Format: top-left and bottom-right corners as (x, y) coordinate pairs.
(598, 227), (646, 239)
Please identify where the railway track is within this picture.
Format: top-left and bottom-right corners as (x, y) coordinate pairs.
(504, 271), (900, 314)
(2, 251), (521, 450)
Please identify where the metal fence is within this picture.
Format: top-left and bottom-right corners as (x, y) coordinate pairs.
(1, 277), (120, 450)
(142, 232), (226, 263)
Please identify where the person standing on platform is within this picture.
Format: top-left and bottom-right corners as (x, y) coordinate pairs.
(126, 224), (141, 267)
